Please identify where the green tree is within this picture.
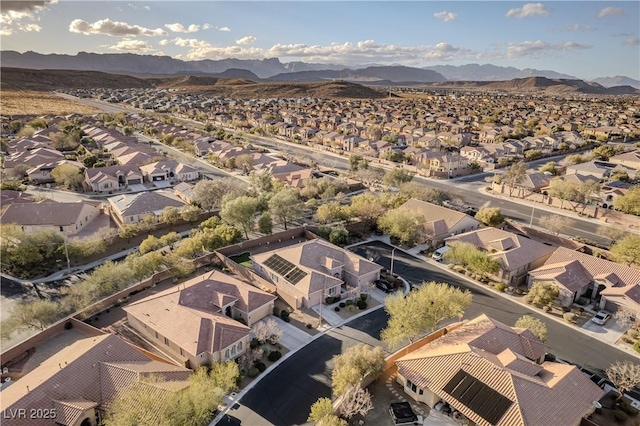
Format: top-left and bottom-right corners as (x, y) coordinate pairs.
(347, 194), (386, 224)
(331, 344), (385, 397)
(610, 235), (640, 267)
(504, 161), (527, 196)
(475, 207), (504, 227)
(316, 201), (349, 224)
(308, 398), (341, 425)
(614, 186), (640, 215)
(565, 154), (587, 165)
(249, 170), (273, 194)
(139, 235), (162, 254)
(377, 208), (428, 246)
(103, 376), (174, 426)
(381, 282), (472, 348)
(525, 282), (560, 305)
(525, 149), (542, 160)
(515, 315), (548, 342)
(9, 120), (23, 133)
(268, 188), (304, 230)
(258, 213), (273, 235)
(180, 205), (201, 224)
(610, 170), (630, 182)
(590, 145), (617, 161)
(51, 163), (84, 190)
(236, 153), (254, 172)
(444, 241), (500, 277)
(160, 206), (180, 229)
(220, 196), (259, 239)
(1, 299), (67, 339)
(539, 161), (558, 175)
(383, 168), (414, 188)
(127, 251), (164, 280)
(119, 224), (140, 243)
(192, 179), (245, 212)
(399, 182), (447, 204)
(329, 227), (349, 246)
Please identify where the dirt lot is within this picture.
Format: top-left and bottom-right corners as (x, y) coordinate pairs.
(1, 90), (101, 115)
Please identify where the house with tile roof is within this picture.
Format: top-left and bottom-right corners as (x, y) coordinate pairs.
(1, 200), (102, 236)
(251, 239), (382, 309)
(446, 228), (556, 286)
(85, 164), (143, 193)
(528, 247), (640, 310)
(124, 271), (260, 368)
(399, 199), (481, 247)
(108, 189), (186, 225)
(0, 334), (191, 426)
(395, 314), (603, 426)
(139, 160), (199, 183)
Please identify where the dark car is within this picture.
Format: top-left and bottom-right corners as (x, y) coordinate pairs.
(375, 279), (394, 293)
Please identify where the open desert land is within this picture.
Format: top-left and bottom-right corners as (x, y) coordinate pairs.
(1, 89), (101, 116)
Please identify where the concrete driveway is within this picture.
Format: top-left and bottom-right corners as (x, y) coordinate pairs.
(581, 314), (626, 345)
(261, 315), (313, 352)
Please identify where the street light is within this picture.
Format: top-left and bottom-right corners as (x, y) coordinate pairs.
(390, 247), (397, 276)
(529, 204), (535, 227)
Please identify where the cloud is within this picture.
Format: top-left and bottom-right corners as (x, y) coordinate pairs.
(128, 4), (150, 11)
(202, 23), (212, 30)
(560, 23), (595, 32)
(623, 38), (640, 47)
(597, 7), (625, 18)
(612, 32), (634, 37)
(236, 36), (257, 45)
(69, 18), (166, 37)
(165, 23), (201, 33)
(217, 26), (231, 32)
(505, 40), (591, 58)
(433, 11), (458, 22)
(105, 39), (157, 53)
(173, 37), (211, 48)
(1, 0), (55, 34)
(506, 3), (550, 18)
(158, 39), (169, 46)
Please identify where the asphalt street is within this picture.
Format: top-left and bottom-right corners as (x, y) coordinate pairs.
(228, 241), (635, 426)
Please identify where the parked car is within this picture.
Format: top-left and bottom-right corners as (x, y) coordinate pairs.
(375, 279), (394, 293)
(432, 246), (451, 262)
(591, 310), (612, 325)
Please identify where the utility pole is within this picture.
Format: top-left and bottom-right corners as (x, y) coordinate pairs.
(390, 247), (397, 276)
(529, 204), (535, 227)
(318, 276), (326, 329)
(63, 232), (71, 273)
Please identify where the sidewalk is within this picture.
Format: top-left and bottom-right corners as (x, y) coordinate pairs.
(259, 315), (313, 352)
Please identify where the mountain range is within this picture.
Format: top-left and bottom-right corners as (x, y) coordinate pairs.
(2, 51), (638, 88)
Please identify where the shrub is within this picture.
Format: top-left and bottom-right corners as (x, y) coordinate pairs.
(256, 362), (266, 372)
(345, 299), (354, 306)
(339, 302), (346, 308)
(356, 300), (368, 310)
(614, 410), (629, 422)
(360, 293), (368, 301)
(448, 264), (455, 269)
(561, 306), (571, 313)
(628, 330), (639, 340)
(634, 340), (640, 353)
(486, 187), (492, 191)
(248, 367), (260, 378)
(620, 401), (640, 416)
(334, 307), (340, 312)
(280, 310), (290, 322)
(543, 306), (552, 312)
(268, 351), (282, 362)
(272, 306), (280, 316)
(577, 307), (584, 313)
(348, 305), (356, 312)
(563, 312), (577, 323)
(306, 323), (312, 329)
(250, 338), (260, 349)
(496, 283), (506, 292)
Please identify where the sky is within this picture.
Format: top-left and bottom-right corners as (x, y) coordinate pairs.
(1, 1), (639, 80)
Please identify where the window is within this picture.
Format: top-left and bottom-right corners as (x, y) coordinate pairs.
(231, 345), (236, 355)
(225, 349), (230, 359)
(164, 337), (169, 346)
(237, 341), (243, 351)
(59, 226), (64, 232)
(406, 379), (417, 393)
(328, 287), (336, 295)
(180, 348), (183, 356)
(155, 331), (159, 339)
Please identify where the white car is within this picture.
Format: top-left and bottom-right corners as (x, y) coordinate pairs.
(591, 310), (612, 325)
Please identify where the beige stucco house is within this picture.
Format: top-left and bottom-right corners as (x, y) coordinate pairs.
(251, 239), (382, 309)
(395, 315), (603, 426)
(1, 200), (102, 236)
(123, 271), (273, 369)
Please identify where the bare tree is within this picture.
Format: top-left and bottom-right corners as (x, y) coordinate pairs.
(338, 386), (373, 419)
(251, 318), (282, 344)
(538, 214), (575, 235)
(615, 307), (640, 328)
(606, 361), (640, 400)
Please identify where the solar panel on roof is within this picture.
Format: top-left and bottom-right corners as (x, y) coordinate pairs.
(442, 369), (513, 425)
(263, 254), (308, 285)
